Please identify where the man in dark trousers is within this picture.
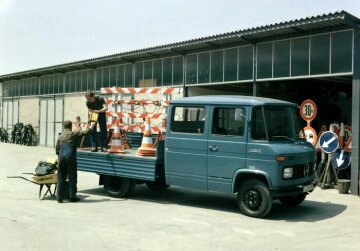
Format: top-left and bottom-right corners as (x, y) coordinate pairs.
(85, 90), (108, 152)
(55, 120), (95, 203)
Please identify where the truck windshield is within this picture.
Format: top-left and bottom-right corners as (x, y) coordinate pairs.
(251, 106), (302, 141)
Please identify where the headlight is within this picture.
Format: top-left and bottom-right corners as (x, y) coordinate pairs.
(283, 167), (293, 179)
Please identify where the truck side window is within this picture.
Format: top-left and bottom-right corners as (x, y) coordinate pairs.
(171, 106), (205, 134)
(212, 107), (245, 136)
(251, 107), (267, 140)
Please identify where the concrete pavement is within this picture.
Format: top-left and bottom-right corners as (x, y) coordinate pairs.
(1, 142), (360, 251)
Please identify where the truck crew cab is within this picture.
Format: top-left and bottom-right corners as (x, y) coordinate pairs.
(77, 95), (317, 218)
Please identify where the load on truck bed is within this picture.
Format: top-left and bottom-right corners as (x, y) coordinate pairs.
(77, 95), (317, 218)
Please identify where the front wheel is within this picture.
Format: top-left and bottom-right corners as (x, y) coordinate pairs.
(279, 194), (306, 206)
(237, 179), (272, 218)
(104, 176), (135, 198)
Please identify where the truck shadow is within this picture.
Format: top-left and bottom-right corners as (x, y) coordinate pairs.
(79, 185), (347, 221)
(267, 200), (347, 222)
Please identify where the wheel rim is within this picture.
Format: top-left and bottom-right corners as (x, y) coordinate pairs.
(244, 189), (262, 211)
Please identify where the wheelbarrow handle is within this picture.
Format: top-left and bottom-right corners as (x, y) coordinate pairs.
(7, 176), (38, 185)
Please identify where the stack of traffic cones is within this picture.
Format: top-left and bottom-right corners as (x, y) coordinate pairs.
(137, 117), (156, 157)
(108, 118), (125, 154)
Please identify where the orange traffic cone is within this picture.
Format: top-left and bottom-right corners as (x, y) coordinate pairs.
(137, 117), (156, 157)
(108, 118), (125, 154)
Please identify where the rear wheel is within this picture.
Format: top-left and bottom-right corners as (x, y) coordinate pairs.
(237, 179), (272, 218)
(104, 176), (135, 198)
(279, 194), (306, 206)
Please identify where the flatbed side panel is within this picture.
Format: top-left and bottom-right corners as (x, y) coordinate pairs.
(111, 157), (156, 181)
(76, 150), (156, 181)
(77, 151), (115, 176)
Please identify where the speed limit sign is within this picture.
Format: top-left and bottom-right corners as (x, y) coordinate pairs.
(300, 99), (317, 122)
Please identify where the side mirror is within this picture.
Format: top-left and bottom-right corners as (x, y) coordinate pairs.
(235, 108), (245, 121)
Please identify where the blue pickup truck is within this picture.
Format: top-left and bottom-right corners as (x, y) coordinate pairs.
(77, 95), (317, 218)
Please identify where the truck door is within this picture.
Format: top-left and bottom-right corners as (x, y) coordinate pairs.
(207, 106), (248, 192)
(165, 105), (208, 190)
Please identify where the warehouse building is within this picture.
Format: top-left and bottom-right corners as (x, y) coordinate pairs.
(0, 11), (359, 194)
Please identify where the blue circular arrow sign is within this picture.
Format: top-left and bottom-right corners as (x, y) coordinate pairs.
(332, 149), (351, 170)
(319, 131), (339, 153)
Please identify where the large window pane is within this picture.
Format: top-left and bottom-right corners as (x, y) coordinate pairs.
(81, 71), (87, 92)
(173, 56), (183, 85)
(75, 72), (81, 92)
(211, 50), (223, 83)
(70, 72), (76, 93)
(224, 48), (238, 81)
(102, 67), (110, 87)
(87, 69), (94, 91)
(291, 37), (309, 76)
(125, 64), (133, 87)
(144, 61), (152, 80)
(57, 75), (64, 94)
(95, 68), (102, 91)
(273, 40), (290, 78)
(186, 54), (197, 84)
(331, 30), (353, 73)
(198, 52), (210, 83)
(238, 46), (253, 80)
(257, 43), (272, 79)
(163, 58), (172, 86)
(117, 65), (125, 87)
(143, 61), (153, 87)
(153, 59), (162, 86)
(65, 73), (71, 93)
(135, 62), (143, 87)
(310, 34), (330, 75)
(110, 66), (117, 87)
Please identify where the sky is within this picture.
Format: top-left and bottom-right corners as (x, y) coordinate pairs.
(1, 0), (360, 76)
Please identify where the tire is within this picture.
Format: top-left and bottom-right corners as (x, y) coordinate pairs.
(104, 176), (134, 198)
(279, 193), (306, 206)
(146, 181), (170, 191)
(237, 179), (272, 218)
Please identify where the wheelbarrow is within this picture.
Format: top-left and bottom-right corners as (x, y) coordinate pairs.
(7, 172), (58, 200)
(7, 158), (58, 200)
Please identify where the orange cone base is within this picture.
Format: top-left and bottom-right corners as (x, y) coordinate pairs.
(108, 147), (125, 154)
(137, 147), (156, 156)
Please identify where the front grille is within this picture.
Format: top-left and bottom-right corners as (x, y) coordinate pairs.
(284, 163), (315, 179)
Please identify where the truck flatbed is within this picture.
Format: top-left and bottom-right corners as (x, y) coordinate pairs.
(77, 149), (157, 181)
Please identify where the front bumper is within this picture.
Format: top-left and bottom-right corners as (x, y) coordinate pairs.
(270, 179), (317, 198)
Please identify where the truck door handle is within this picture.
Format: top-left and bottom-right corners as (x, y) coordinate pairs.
(209, 145), (219, 152)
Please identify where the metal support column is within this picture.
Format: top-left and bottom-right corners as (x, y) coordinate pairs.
(252, 44), (257, 97)
(351, 29), (360, 196)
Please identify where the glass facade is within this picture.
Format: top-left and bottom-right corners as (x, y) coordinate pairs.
(0, 30), (354, 98)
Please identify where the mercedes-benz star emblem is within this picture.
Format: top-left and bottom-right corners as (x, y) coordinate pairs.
(304, 164), (310, 177)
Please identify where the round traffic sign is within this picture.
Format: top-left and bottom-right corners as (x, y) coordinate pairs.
(332, 149), (351, 170)
(319, 131), (339, 153)
(303, 126), (317, 146)
(300, 99), (317, 122)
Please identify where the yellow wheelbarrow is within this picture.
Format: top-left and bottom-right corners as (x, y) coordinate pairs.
(7, 158), (58, 200)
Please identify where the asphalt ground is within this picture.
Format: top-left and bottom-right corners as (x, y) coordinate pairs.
(1, 142), (360, 251)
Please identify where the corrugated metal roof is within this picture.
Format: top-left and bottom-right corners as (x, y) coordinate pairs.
(171, 95), (295, 106)
(1, 10), (359, 81)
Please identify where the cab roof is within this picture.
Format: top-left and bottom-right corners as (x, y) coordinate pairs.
(171, 95), (296, 106)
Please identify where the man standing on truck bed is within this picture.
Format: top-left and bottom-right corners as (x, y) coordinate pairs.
(56, 120), (95, 203)
(85, 90), (108, 152)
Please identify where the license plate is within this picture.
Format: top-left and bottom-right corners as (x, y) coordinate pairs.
(303, 184), (313, 192)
